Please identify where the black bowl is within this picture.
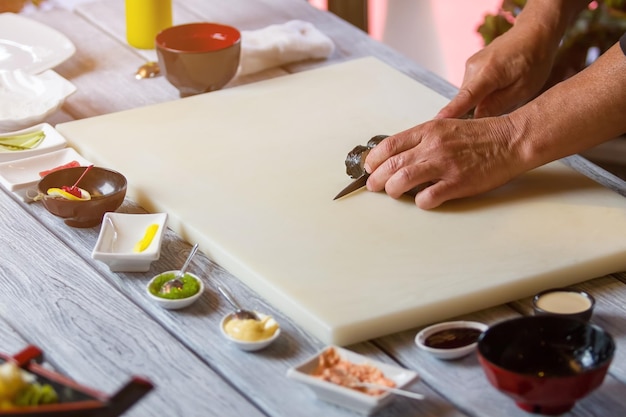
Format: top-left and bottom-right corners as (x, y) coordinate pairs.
(477, 316), (615, 415)
(532, 288), (595, 322)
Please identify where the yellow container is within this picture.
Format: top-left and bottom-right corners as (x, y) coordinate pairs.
(125, 0), (173, 49)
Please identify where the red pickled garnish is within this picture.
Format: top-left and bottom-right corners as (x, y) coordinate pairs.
(61, 185), (83, 198)
(60, 164), (94, 198)
(39, 160), (81, 177)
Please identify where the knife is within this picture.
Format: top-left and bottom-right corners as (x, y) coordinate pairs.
(333, 174), (369, 200)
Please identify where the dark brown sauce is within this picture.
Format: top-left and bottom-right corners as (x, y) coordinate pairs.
(425, 328), (482, 349)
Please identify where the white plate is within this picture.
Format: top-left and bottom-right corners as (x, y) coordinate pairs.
(92, 212), (168, 272)
(287, 346), (419, 415)
(0, 123), (67, 162)
(0, 147), (91, 201)
(0, 69), (77, 132)
(0, 12), (76, 74)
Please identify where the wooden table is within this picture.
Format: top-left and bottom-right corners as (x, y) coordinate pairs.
(2, 1), (626, 416)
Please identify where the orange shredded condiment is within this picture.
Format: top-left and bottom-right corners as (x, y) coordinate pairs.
(311, 347), (396, 396)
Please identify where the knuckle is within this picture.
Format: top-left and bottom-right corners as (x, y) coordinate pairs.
(386, 153), (406, 174)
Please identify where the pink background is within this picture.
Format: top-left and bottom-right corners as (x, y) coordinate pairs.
(310, 0), (502, 87)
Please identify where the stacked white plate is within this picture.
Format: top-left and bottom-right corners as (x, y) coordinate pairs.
(0, 12), (77, 132)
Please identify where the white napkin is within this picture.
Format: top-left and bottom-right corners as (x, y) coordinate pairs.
(238, 20), (335, 77)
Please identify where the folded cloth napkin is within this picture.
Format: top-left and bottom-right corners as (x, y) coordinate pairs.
(238, 20), (335, 77)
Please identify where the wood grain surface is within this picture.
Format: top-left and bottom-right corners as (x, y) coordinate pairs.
(0, 1), (624, 416)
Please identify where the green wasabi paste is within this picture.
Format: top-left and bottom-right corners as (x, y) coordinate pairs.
(149, 273), (200, 299)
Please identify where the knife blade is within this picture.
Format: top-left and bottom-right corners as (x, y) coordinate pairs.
(333, 174), (369, 200)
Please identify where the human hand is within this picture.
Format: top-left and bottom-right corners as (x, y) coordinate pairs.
(436, 25), (559, 119)
(364, 116), (528, 209)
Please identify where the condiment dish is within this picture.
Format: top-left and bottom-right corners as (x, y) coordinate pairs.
(0, 123), (67, 162)
(0, 147), (91, 202)
(37, 166), (127, 228)
(477, 316), (615, 415)
(415, 320), (488, 360)
(92, 212), (168, 272)
(146, 271), (204, 309)
(532, 287), (595, 322)
(220, 312), (280, 351)
(287, 345), (419, 415)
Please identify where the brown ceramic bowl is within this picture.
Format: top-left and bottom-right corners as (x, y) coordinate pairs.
(156, 22), (241, 97)
(477, 316), (615, 415)
(38, 166), (127, 228)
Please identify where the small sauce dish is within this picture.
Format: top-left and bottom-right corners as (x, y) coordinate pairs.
(415, 320), (488, 360)
(220, 312), (280, 351)
(92, 212), (167, 272)
(146, 271), (204, 309)
(286, 345), (419, 415)
(532, 288), (595, 322)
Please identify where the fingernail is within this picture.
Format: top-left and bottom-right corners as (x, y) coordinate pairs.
(365, 177), (372, 191)
(364, 163), (371, 174)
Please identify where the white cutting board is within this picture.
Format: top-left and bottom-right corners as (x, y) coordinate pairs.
(57, 57), (626, 345)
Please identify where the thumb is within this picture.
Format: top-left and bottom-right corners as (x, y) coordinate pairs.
(435, 91), (475, 119)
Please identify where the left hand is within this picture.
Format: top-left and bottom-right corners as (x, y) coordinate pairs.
(364, 116), (528, 209)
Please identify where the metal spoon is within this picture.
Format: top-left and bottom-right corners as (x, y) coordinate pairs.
(135, 61), (160, 79)
(217, 284), (260, 321)
(159, 243), (199, 294)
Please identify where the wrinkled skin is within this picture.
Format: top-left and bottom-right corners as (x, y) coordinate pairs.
(364, 116), (527, 209)
(365, 0), (626, 209)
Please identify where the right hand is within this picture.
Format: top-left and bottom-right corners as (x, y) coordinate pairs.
(436, 25), (559, 119)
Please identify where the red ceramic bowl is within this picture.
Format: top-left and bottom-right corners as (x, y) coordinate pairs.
(477, 316), (615, 415)
(38, 166), (127, 228)
(156, 22), (241, 97)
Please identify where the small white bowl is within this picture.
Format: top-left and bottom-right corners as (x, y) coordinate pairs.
(146, 271), (204, 309)
(0, 147), (91, 201)
(0, 123), (67, 162)
(287, 345), (419, 415)
(415, 320), (488, 360)
(0, 69), (76, 132)
(220, 312), (281, 351)
(92, 212), (168, 272)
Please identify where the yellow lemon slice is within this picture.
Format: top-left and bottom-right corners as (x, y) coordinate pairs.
(46, 187), (91, 201)
(134, 223), (159, 252)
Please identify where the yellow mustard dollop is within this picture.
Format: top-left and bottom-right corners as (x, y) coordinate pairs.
(224, 315), (279, 342)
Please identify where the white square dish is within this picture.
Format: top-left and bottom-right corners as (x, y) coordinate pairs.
(0, 147), (91, 201)
(286, 345), (419, 415)
(0, 123), (67, 162)
(92, 212), (168, 272)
